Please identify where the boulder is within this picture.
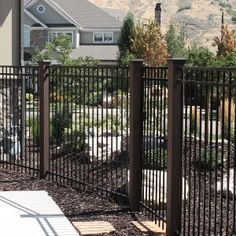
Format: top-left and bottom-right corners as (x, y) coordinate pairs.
(128, 169), (189, 208)
(217, 168), (235, 198)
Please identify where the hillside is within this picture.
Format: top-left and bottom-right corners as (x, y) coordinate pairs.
(89, 0), (236, 51)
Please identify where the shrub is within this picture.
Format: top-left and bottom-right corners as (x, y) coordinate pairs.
(27, 116), (40, 144)
(84, 91), (103, 106)
(50, 109), (72, 145)
(219, 98), (235, 141)
(144, 147), (167, 170)
(194, 148), (222, 171)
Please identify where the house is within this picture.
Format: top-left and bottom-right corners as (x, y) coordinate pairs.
(23, 0), (123, 64)
(0, 0), (22, 66)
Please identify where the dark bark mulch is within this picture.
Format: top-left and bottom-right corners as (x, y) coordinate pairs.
(0, 167), (146, 236)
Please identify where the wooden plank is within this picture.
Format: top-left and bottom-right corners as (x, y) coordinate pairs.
(131, 221), (166, 235)
(72, 221), (115, 235)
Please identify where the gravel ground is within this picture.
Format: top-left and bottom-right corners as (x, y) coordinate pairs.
(0, 167), (146, 236)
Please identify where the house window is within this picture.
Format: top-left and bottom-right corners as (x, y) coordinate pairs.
(24, 25), (31, 48)
(48, 31), (74, 45)
(93, 32), (113, 43)
(37, 5), (45, 14)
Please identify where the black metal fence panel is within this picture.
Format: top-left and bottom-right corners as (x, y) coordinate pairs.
(0, 66), (40, 175)
(47, 65), (129, 199)
(182, 67), (236, 236)
(141, 66), (168, 227)
(1, 63), (236, 236)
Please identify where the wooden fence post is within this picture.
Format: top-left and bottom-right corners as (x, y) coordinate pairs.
(39, 60), (50, 179)
(167, 58), (186, 236)
(129, 59), (144, 212)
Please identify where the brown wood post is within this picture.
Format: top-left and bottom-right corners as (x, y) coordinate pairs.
(39, 60), (50, 179)
(129, 59), (144, 212)
(167, 58), (186, 236)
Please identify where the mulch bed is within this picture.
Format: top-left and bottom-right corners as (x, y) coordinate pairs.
(0, 166), (146, 236)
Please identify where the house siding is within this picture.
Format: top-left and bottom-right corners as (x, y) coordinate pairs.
(28, 0), (70, 25)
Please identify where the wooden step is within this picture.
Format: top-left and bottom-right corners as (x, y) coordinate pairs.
(72, 221), (115, 235)
(131, 221), (166, 235)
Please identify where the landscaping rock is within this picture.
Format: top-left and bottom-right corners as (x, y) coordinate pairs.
(86, 134), (123, 162)
(217, 168), (235, 199)
(128, 169), (189, 207)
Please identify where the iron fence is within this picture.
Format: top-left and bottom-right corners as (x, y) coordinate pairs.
(0, 66), (40, 175)
(0, 61), (236, 236)
(182, 67), (236, 236)
(46, 65), (129, 199)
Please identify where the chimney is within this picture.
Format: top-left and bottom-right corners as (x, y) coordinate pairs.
(155, 2), (161, 27)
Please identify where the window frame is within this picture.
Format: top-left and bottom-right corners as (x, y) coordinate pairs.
(93, 32), (113, 44)
(48, 31), (74, 46)
(24, 25), (31, 48)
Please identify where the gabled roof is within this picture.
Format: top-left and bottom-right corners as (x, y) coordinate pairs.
(24, 0), (122, 29)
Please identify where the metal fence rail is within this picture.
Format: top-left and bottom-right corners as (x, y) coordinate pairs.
(182, 67), (236, 236)
(0, 66), (40, 175)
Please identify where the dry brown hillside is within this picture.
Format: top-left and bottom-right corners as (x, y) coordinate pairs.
(89, 0), (236, 51)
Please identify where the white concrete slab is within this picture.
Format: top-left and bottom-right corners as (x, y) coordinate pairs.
(0, 191), (79, 236)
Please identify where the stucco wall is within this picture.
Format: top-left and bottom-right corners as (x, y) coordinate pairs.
(0, 0), (21, 65)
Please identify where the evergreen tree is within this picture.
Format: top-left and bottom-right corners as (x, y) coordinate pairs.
(165, 24), (186, 57)
(118, 13), (135, 62)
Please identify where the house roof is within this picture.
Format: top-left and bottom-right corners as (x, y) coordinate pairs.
(25, 0), (122, 29)
(70, 45), (119, 62)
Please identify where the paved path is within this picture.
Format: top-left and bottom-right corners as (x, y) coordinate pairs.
(0, 191), (79, 236)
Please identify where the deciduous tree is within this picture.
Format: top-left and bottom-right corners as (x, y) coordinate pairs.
(131, 20), (167, 66)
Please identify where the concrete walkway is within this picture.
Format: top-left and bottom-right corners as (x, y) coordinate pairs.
(0, 191), (79, 236)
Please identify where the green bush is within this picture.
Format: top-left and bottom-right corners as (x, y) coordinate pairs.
(62, 129), (87, 153)
(50, 109), (72, 145)
(27, 116), (40, 144)
(144, 147), (167, 170)
(194, 148), (223, 171)
(84, 91), (103, 106)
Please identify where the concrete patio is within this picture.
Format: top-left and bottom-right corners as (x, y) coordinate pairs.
(0, 191), (79, 236)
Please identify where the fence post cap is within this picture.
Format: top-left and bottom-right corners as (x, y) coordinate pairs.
(167, 58), (186, 64)
(39, 60), (51, 65)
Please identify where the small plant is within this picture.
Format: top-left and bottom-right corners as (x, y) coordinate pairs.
(219, 98), (235, 141)
(27, 116), (40, 144)
(144, 147), (167, 170)
(63, 129), (87, 153)
(50, 108), (72, 145)
(194, 148), (223, 170)
(84, 91), (103, 106)
(232, 16), (236, 22)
